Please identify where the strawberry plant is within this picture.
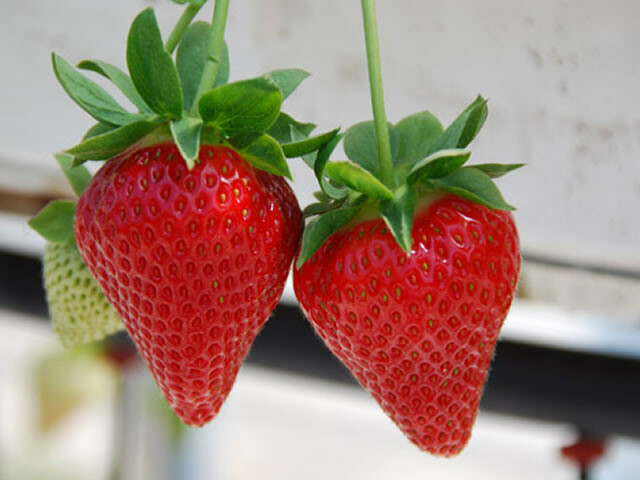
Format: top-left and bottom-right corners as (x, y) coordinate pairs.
(293, 0), (522, 456)
(29, 0), (337, 426)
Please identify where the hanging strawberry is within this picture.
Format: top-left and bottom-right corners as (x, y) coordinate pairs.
(29, 0), (338, 426)
(293, 0), (522, 456)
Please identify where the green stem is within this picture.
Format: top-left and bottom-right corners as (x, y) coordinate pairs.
(361, 0), (393, 188)
(190, 0), (230, 114)
(165, 3), (205, 54)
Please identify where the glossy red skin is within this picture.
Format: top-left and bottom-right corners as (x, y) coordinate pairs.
(293, 195), (520, 456)
(75, 143), (301, 426)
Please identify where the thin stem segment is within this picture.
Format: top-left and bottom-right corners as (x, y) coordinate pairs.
(191, 0), (230, 114)
(165, 3), (205, 54)
(361, 0), (393, 188)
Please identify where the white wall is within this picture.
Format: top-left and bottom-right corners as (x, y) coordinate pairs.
(1, 1), (639, 272)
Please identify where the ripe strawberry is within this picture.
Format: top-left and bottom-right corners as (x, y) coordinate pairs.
(74, 143), (301, 425)
(31, 4), (337, 426)
(43, 242), (123, 348)
(294, 194), (519, 455)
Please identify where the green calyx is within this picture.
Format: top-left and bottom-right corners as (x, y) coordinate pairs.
(296, 97), (524, 268)
(51, 3), (338, 178)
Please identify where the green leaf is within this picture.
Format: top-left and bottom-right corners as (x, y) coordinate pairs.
(312, 133), (348, 199)
(407, 148), (471, 183)
(380, 185), (417, 254)
(394, 111), (443, 166)
(127, 8), (183, 117)
(55, 154), (91, 197)
(83, 122), (117, 140)
(28, 201), (76, 245)
(470, 163), (525, 178)
(302, 201), (342, 218)
(265, 69), (310, 100)
(324, 161), (393, 201)
(429, 96), (488, 153)
(77, 59), (152, 113)
(266, 112), (315, 144)
(66, 118), (163, 165)
(421, 167), (515, 210)
(281, 128), (340, 158)
(343, 121), (397, 175)
(176, 22), (230, 109)
(52, 54), (139, 126)
(170, 117), (203, 169)
(232, 133), (291, 179)
(296, 205), (361, 268)
(199, 77), (282, 136)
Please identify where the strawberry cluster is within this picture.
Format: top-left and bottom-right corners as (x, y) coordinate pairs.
(29, 0), (522, 456)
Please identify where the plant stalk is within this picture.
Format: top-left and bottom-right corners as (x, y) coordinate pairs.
(191, 0), (230, 114)
(361, 0), (393, 188)
(165, 3), (206, 54)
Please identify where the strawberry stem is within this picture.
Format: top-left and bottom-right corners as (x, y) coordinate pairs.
(361, 0), (393, 188)
(165, 2), (206, 54)
(191, 0), (231, 115)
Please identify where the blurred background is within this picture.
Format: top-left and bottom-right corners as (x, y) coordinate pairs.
(1, 0), (639, 479)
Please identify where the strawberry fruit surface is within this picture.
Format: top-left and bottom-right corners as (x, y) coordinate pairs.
(75, 143), (301, 425)
(294, 194), (519, 455)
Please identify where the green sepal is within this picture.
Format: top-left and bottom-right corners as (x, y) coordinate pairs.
(393, 111), (443, 166)
(302, 201), (343, 218)
(379, 185), (417, 254)
(470, 163), (525, 178)
(170, 117), (203, 169)
(77, 59), (151, 113)
(429, 95), (487, 153)
(231, 133), (292, 179)
(325, 161), (394, 201)
(127, 8), (183, 118)
(176, 22), (230, 110)
(266, 113), (316, 144)
(55, 154), (91, 197)
(52, 54), (140, 126)
(66, 118), (164, 166)
(28, 200), (77, 245)
(83, 122), (117, 140)
(199, 77), (282, 136)
(296, 205), (361, 269)
(407, 148), (471, 183)
(281, 128), (340, 158)
(420, 167), (515, 211)
(265, 69), (310, 100)
(313, 191), (333, 203)
(311, 133), (348, 200)
(343, 121), (397, 176)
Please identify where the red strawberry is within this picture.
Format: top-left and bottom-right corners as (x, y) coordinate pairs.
(74, 143), (301, 425)
(35, 4), (338, 426)
(294, 194), (519, 455)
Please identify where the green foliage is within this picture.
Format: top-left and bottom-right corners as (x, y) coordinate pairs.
(52, 54), (140, 126)
(407, 148), (471, 183)
(177, 22), (229, 109)
(66, 119), (164, 166)
(77, 59), (151, 113)
(379, 185), (417, 254)
(127, 8), (183, 118)
(170, 117), (203, 168)
(429, 96), (488, 153)
(199, 77), (282, 136)
(28, 201), (76, 245)
(281, 128), (339, 158)
(296, 205), (361, 269)
(420, 167), (515, 211)
(325, 162), (393, 201)
(55, 154), (91, 197)
(470, 163), (525, 178)
(267, 113), (316, 144)
(393, 111), (443, 167)
(266, 69), (310, 100)
(343, 121), (397, 176)
(231, 134), (291, 179)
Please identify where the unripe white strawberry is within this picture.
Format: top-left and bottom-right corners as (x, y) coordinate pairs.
(43, 242), (123, 347)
